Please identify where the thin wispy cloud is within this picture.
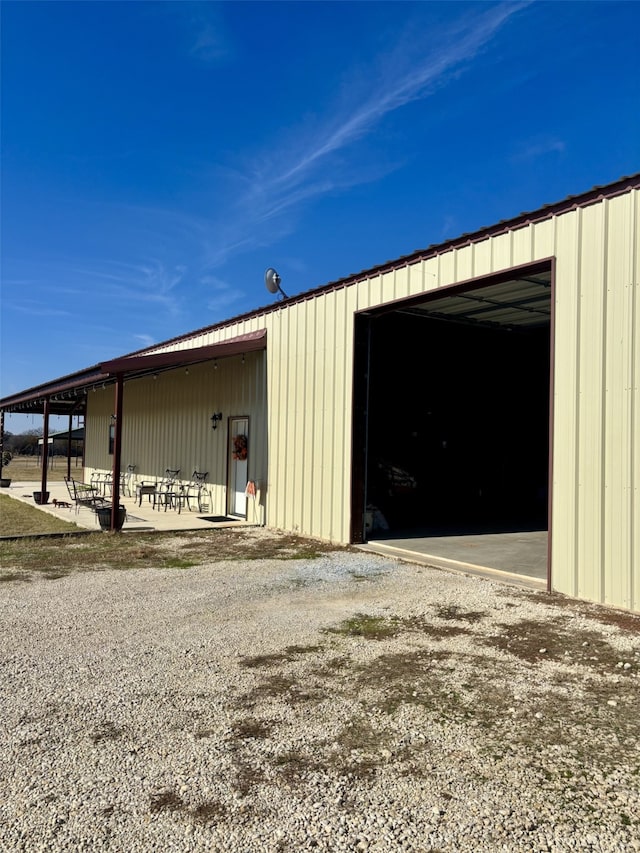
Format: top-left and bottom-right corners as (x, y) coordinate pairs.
(200, 274), (246, 314)
(174, 1), (231, 63)
(190, 22), (227, 63)
(242, 3), (530, 220)
(69, 258), (188, 316)
(191, 1), (531, 277)
(133, 333), (156, 349)
(10, 304), (72, 318)
(26, 2), (529, 332)
(511, 137), (567, 163)
(5, 257), (190, 332)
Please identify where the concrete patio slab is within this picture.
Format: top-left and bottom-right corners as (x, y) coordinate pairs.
(1, 481), (257, 534)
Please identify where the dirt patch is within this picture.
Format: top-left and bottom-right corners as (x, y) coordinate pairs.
(523, 591), (640, 633)
(0, 527), (348, 579)
(484, 616), (639, 674)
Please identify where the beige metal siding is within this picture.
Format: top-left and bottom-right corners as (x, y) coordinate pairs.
(86, 352), (267, 519)
(603, 191), (639, 609)
(198, 193), (640, 612)
(549, 193), (639, 611)
(577, 205), (607, 603)
(260, 284), (360, 543)
(85, 187), (638, 612)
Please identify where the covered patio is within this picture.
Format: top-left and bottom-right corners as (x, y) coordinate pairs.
(0, 329), (267, 532)
(1, 479), (258, 535)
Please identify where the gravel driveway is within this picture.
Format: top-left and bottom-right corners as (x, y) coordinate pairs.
(1, 543), (639, 852)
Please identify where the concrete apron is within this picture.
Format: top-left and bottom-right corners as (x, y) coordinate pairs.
(3, 481), (257, 534)
(4, 482), (547, 591)
(361, 529), (548, 591)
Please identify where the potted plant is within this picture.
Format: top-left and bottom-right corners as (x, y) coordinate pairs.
(96, 504), (127, 531)
(0, 450), (11, 487)
(33, 490), (50, 504)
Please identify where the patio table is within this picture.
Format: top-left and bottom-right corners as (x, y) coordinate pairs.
(137, 483), (157, 506)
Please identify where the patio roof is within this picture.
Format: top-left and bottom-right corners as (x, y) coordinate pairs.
(0, 330), (267, 416)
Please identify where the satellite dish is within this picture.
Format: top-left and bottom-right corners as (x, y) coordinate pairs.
(265, 267), (288, 299)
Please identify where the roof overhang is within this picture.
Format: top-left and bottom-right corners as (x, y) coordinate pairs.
(0, 329), (267, 416)
(101, 329), (266, 376)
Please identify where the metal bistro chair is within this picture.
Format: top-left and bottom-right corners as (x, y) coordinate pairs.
(101, 472), (114, 498)
(91, 470), (112, 497)
(123, 464), (137, 497)
(154, 468), (181, 512)
(185, 471), (210, 512)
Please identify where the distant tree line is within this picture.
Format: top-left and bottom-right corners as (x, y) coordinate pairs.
(2, 429), (43, 456)
(1, 429), (82, 457)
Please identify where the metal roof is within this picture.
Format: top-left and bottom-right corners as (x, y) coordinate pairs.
(126, 172), (638, 350)
(0, 331), (267, 415)
(1, 173), (637, 414)
(38, 427), (85, 444)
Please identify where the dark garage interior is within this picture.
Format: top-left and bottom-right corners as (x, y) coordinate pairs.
(363, 296), (551, 539)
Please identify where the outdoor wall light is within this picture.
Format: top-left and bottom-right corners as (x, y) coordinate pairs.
(210, 412), (223, 430)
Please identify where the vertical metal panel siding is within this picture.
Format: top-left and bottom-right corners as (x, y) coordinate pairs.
(511, 226), (533, 267)
(84, 189), (638, 612)
(552, 211), (582, 598)
(576, 205), (606, 603)
(259, 191), (637, 610)
(85, 389), (113, 475)
(550, 192), (639, 611)
(603, 191), (639, 610)
(85, 353), (267, 517)
(265, 285), (358, 543)
(474, 238), (492, 273)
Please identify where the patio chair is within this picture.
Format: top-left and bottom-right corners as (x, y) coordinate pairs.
(154, 469), (181, 512)
(90, 470), (112, 496)
(101, 473), (114, 497)
(64, 477), (109, 512)
(185, 471), (210, 512)
(123, 464), (137, 497)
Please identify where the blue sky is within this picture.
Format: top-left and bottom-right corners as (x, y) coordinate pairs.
(1, 0), (639, 433)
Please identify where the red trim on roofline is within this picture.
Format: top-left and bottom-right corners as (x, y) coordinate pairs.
(2, 173), (638, 413)
(120, 173), (640, 353)
(0, 332), (266, 413)
(101, 329), (266, 374)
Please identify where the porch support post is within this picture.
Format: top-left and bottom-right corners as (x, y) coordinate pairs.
(110, 373), (124, 531)
(0, 410), (4, 481)
(66, 414), (73, 481)
(41, 397), (50, 500)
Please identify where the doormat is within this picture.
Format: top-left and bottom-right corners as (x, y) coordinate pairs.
(199, 516), (237, 523)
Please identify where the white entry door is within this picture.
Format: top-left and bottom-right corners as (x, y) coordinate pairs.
(228, 417), (249, 517)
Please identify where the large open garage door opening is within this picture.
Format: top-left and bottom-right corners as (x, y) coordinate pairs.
(352, 262), (553, 587)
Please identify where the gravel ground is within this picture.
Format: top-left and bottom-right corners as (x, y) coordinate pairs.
(1, 542), (639, 852)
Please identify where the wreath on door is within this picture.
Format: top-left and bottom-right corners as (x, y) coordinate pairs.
(233, 434), (248, 460)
